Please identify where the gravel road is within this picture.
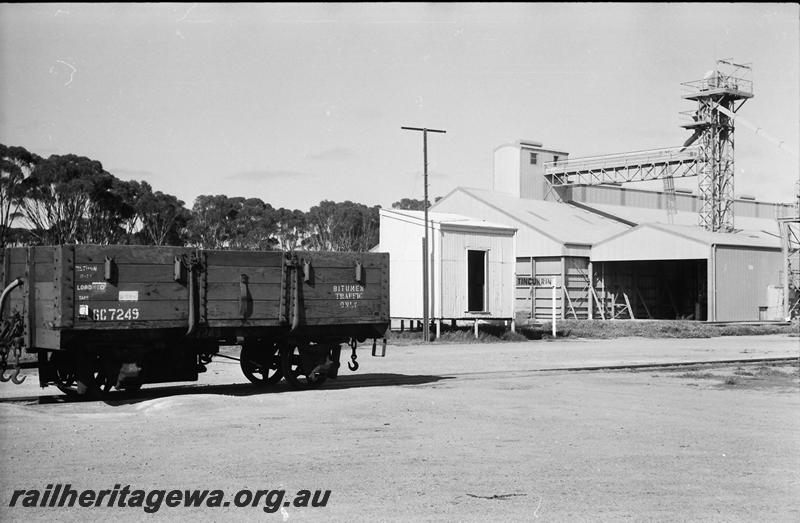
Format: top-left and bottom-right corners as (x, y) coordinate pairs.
(1, 335), (798, 522)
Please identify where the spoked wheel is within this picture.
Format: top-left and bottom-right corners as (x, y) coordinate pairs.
(50, 351), (112, 399)
(50, 351), (80, 397)
(240, 340), (283, 385)
(78, 369), (114, 398)
(280, 344), (329, 390)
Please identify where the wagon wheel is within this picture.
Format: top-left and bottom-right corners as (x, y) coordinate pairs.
(51, 351), (111, 399)
(78, 369), (114, 398)
(280, 344), (327, 390)
(50, 351), (80, 397)
(240, 340), (283, 385)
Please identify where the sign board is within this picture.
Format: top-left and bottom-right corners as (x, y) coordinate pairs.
(516, 275), (559, 287)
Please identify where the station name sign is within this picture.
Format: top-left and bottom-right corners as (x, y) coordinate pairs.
(516, 276), (559, 287)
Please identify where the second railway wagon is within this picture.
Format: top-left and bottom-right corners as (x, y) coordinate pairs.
(0, 245), (389, 397)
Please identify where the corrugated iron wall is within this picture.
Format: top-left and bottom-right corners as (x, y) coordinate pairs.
(533, 257), (562, 320)
(713, 247), (782, 321)
(570, 186), (699, 212)
(568, 185), (793, 218)
(564, 257), (591, 319)
(380, 214), (425, 319)
(439, 229), (515, 318)
(515, 256), (591, 320)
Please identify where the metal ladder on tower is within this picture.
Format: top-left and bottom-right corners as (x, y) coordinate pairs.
(663, 175), (677, 224)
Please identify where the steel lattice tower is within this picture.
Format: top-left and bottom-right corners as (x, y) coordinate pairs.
(779, 180), (800, 319)
(681, 60), (753, 232)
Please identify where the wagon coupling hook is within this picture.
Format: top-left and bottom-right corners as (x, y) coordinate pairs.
(1, 340), (26, 384)
(347, 339), (359, 372)
(0, 352), (11, 382)
(0, 357), (20, 383)
(10, 367), (25, 384)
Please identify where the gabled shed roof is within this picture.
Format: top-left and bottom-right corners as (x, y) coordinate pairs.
(379, 208), (516, 234)
(434, 187), (628, 246)
(576, 202), (781, 235)
(591, 223), (780, 262)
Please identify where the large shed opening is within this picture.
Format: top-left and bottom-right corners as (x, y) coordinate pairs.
(467, 250), (486, 312)
(594, 260), (707, 320)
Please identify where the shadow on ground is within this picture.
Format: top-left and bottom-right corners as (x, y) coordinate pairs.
(1, 373), (451, 406)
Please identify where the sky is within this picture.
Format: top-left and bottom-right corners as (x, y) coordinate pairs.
(1, 3), (798, 211)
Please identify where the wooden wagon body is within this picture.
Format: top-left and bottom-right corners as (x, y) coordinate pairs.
(0, 245), (389, 396)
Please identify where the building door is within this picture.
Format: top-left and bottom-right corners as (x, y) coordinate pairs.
(467, 250), (486, 312)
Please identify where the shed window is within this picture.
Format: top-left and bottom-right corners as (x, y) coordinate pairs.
(529, 152), (538, 165)
(553, 155), (560, 165)
(467, 250), (486, 312)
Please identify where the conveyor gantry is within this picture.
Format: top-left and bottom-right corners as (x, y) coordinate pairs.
(544, 145), (702, 188)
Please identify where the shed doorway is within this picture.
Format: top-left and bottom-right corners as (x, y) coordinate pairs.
(594, 260), (707, 320)
(467, 250), (486, 312)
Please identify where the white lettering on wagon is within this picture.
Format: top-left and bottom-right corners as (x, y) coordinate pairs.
(78, 281), (108, 292)
(332, 284), (364, 310)
(85, 307), (140, 321)
(118, 291), (139, 302)
(76, 282), (108, 292)
(75, 265), (100, 281)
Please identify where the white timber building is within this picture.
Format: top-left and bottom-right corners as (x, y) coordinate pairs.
(377, 209), (517, 334)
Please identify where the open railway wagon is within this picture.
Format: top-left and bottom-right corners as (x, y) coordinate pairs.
(0, 245), (389, 397)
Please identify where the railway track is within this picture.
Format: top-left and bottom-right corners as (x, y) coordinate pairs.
(0, 356), (797, 405)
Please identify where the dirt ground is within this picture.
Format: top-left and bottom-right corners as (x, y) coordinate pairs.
(0, 335), (798, 522)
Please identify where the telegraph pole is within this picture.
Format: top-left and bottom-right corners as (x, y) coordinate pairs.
(401, 126), (446, 342)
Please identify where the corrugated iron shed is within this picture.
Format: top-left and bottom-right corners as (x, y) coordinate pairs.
(432, 187), (629, 256)
(378, 208), (517, 323)
(590, 223), (782, 321)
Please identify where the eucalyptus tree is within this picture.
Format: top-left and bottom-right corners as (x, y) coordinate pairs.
(0, 144), (40, 248)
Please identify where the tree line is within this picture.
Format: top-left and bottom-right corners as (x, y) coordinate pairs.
(1, 144), (432, 252)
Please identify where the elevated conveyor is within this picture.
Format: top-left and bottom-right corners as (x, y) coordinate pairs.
(544, 145), (702, 187)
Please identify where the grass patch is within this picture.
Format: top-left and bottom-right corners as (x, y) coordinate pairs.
(516, 319), (798, 340)
(677, 372), (717, 380)
(670, 361), (799, 390)
(753, 365), (798, 378)
(388, 317), (797, 345)
(387, 324), (537, 345)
